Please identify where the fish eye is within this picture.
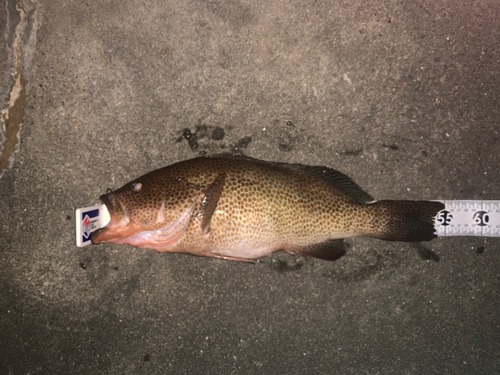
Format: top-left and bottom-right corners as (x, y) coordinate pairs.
(131, 182), (143, 192)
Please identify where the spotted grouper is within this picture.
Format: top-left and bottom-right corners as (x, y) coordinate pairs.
(91, 155), (444, 261)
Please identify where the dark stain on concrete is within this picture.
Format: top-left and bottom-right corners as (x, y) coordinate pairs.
(6, 0), (20, 47)
(177, 125), (228, 153)
(383, 143), (399, 151)
(178, 128), (200, 150)
(211, 127), (225, 140)
(231, 136), (252, 155)
(342, 148), (363, 157)
(0, 74), (27, 174)
(279, 142), (292, 152)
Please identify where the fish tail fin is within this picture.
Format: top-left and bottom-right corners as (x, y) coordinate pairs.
(365, 200), (444, 242)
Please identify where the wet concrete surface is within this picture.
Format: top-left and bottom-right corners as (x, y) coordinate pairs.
(1, 0), (500, 374)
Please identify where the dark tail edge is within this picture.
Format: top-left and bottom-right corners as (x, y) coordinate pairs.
(367, 200), (444, 242)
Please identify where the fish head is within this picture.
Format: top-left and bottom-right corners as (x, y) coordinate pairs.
(91, 170), (204, 248)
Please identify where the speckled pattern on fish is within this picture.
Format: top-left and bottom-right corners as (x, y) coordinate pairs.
(92, 155), (444, 261)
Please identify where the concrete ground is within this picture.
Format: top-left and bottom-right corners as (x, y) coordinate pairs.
(1, 0), (499, 373)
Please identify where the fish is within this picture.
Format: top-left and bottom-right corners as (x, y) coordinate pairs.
(91, 154), (444, 262)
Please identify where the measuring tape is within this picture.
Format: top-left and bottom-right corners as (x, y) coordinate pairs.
(435, 201), (500, 237)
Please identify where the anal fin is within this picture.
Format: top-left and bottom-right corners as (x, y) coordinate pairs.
(199, 172), (226, 234)
(289, 239), (347, 261)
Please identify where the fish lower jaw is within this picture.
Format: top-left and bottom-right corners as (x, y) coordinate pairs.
(108, 218), (193, 251)
(113, 232), (183, 251)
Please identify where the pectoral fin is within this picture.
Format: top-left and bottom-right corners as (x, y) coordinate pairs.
(199, 172), (226, 234)
(289, 239), (347, 261)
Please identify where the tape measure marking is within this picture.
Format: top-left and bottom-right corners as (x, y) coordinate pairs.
(435, 201), (500, 237)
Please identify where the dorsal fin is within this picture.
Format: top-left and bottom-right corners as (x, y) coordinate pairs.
(207, 154), (373, 204)
(198, 172), (226, 235)
(283, 163), (373, 203)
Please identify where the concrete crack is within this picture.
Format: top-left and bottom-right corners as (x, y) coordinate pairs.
(0, 0), (37, 178)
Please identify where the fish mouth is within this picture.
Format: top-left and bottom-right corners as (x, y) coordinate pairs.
(91, 194), (142, 245)
(99, 193), (115, 217)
